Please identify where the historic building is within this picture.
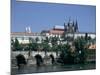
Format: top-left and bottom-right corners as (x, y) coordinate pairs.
(64, 19), (78, 39)
(41, 19), (95, 41)
(11, 27), (45, 44)
(11, 19), (96, 45)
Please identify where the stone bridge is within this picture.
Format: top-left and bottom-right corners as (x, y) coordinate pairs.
(11, 51), (60, 66)
(11, 51), (58, 59)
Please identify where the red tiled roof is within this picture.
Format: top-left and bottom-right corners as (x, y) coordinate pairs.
(53, 28), (64, 31)
(88, 44), (96, 49)
(49, 29), (64, 35)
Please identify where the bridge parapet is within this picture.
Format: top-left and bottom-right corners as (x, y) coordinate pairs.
(11, 51), (58, 59)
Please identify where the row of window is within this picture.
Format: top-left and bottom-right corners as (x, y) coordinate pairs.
(11, 36), (43, 41)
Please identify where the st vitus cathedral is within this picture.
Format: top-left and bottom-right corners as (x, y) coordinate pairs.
(64, 19), (79, 41)
(64, 20), (78, 33)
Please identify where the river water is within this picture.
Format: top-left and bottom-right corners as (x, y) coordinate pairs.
(11, 63), (95, 75)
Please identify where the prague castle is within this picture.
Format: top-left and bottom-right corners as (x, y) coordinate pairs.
(11, 19), (96, 44)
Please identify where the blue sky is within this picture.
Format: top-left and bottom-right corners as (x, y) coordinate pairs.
(11, 0), (96, 33)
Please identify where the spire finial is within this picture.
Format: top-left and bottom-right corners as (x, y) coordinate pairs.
(69, 16), (71, 22)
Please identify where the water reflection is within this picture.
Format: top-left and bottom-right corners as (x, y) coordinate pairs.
(14, 63), (95, 74)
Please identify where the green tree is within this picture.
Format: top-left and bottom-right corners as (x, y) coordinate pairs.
(42, 42), (50, 56)
(41, 37), (51, 56)
(58, 44), (75, 64)
(11, 39), (14, 46)
(13, 38), (22, 51)
(28, 37), (36, 50)
(29, 37), (35, 43)
(35, 37), (39, 43)
(74, 37), (88, 64)
(28, 42), (38, 51)
(44, 37), (50, 43)
(34, 37), (40, 52)
(51, 36), (59, 56)
(11, 39), (14, 50)
(51, 36), (58, 45)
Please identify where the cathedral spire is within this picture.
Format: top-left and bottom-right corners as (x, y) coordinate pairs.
(68, 17), (71, 26)
(72, 20), (74, 27)
(64, 22), (67, 32)
(75, 20), (78, 32)
(64, 22), (66, 26)
(69, 17), (71, 22)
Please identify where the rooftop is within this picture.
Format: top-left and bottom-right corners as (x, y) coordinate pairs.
(54, 25), (64, 29)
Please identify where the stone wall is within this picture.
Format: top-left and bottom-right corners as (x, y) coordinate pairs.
(11, 51), (57, 59)
(11, 51), (57, 65)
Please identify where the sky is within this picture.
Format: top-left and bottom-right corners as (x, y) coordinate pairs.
(11, 0), (96, 33)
